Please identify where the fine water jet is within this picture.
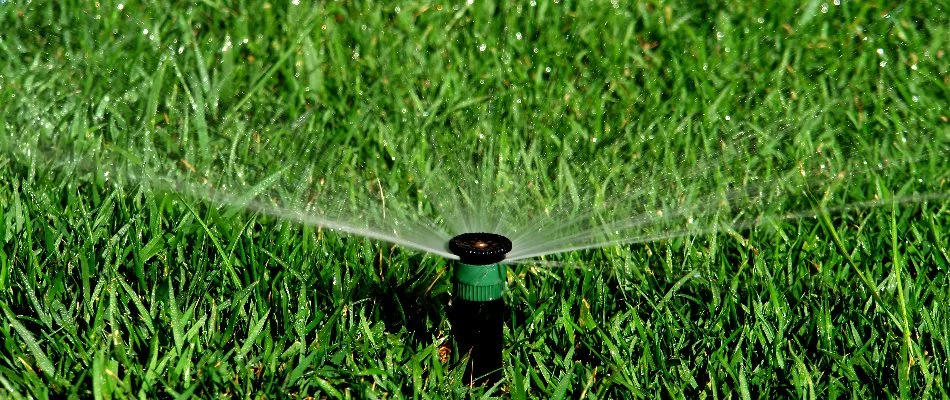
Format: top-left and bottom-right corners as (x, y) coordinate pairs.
(447, 232), (512, 385)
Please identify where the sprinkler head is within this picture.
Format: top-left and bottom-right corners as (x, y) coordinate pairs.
(449, 233), (512, 302)
(448, 232), (512, 265)
(448, 233), (510, 384)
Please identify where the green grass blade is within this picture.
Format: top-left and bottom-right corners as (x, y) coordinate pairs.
(2, 303), (56, 380)
(237, 308), (269, 360)
(181, 200), (242, 289)
(167, 282), (184, 353)
(817, 206), (901, 327)
(0, 373), (26, 400)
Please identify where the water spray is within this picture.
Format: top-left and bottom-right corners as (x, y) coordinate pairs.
(448, 232), (512, 385)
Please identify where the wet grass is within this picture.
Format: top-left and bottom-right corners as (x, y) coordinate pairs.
(2, 0), (949, 398)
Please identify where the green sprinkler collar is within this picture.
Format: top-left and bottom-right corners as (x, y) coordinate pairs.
(454, 263), (506, 301)
(449, 233), (513, 302)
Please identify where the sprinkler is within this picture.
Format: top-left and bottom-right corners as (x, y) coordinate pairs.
(448, 232), (512, 385)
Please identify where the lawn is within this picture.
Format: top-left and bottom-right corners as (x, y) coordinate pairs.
(1, 0), (948, 398)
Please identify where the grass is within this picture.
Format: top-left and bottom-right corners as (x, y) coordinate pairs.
(1, 0), (949, 398)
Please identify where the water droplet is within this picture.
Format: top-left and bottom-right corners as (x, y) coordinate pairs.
(479, 44), (487, 52)
(516, 32), (523, 40)
(117, 3), (124, 10)
(725, 115), (731, 121)
(394, 6), (400, 13)
(876, 48), (884, 56)
(912, 96), (919, 103)
(820, 3), (829, 13)
(879, 61), (887, 68)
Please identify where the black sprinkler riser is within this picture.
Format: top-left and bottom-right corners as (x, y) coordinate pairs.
(447, 232), (512, 385)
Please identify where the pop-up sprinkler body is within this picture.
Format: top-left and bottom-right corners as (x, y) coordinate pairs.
(448, 232), (512, 385)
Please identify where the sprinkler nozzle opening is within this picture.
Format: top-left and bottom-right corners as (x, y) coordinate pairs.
(449, 232), (512, 265)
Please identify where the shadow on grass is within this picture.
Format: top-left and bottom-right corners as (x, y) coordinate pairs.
(371, 254), (452, 346)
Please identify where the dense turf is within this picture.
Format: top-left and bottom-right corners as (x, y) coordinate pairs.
(2, 0), (949, 398)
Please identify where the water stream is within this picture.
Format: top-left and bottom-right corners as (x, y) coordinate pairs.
(3, 2), (947, 265)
